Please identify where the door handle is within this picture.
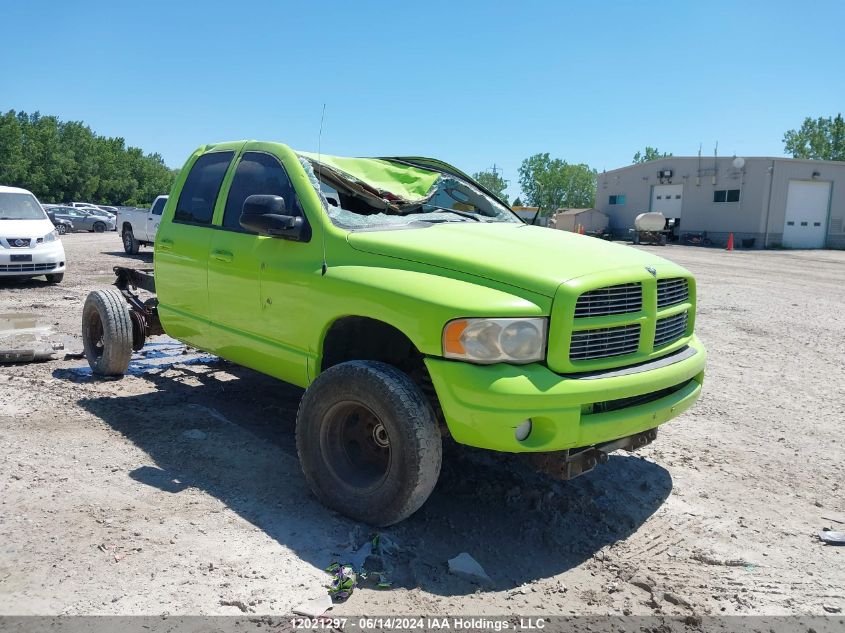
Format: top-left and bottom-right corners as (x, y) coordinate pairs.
(158, 238), (173, 252)
(211, 249), (233, 263)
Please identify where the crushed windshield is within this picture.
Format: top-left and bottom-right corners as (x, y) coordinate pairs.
(298, 156), (520, 230)
(0, 192), (47, 220)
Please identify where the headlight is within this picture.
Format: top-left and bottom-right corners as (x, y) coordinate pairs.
(443, 317), (547, 364)
(40, 230), (59, 244)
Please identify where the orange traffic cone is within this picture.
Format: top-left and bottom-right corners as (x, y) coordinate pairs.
(726, 233), (734, 251)
(579, 224), (585, 235)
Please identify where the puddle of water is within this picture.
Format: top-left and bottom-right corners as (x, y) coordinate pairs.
(60, 336), (220, 379)
(0, 312), (64, 361)
(0, 312), (52, 335)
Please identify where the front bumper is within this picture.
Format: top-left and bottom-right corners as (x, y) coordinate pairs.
(425, 335), (706, 453)
(0, 241), (66, 277)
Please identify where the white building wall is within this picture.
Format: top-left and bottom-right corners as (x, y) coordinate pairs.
(596, 157), (845, 248)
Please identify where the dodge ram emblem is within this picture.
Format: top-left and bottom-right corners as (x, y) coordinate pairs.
(646, 266), (657, 277)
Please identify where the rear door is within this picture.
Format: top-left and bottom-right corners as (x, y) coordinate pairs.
(154, 149), (236, 346)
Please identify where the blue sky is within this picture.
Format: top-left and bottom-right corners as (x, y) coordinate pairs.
(3, 0), (843, 200)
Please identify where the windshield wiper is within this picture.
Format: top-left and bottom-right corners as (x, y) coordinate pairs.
(409, 205), (483, 222)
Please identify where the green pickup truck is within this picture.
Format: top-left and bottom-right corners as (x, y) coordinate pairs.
(82, 141), (706, 526)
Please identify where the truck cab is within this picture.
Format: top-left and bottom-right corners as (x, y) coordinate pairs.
(82, 140), (706, 526)
(119, 195), (168, 254)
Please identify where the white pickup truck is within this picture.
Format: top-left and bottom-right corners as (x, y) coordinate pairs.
(118, 195), (168, 254)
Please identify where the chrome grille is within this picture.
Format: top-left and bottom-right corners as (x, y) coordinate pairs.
(654, 311), (688, 347)
(574, 283), (642, 317)
(657, 278), (689, 308)
(7, 238), (32, 248)
(570, 324), (640, 361)
(0, 263), (57, 272)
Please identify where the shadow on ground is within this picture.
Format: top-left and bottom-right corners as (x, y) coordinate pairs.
(0, 277), (57, 289)
(59, 347), (672, 596)
(100, 251), (154, 263)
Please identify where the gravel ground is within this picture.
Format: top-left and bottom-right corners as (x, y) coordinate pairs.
(0, 232), (843, 617)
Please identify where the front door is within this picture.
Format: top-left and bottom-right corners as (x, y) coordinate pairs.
(208, 149), (305, 383)
(782, 180), (830, 249)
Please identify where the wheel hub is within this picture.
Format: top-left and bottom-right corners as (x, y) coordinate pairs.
(372, 423), (389, 447)
(322, 402), (391, 489)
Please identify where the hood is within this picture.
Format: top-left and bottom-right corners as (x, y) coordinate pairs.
(0, 218), (54, 237)
(348, 223), (683, 297)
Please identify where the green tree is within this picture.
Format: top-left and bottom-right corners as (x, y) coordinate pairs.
(783, 113), (845, 161)
(632, 147), (672, 163)
(517, 153), (596, 211)
(0, 109), (177, 206)
(471, 169), (509, 203)
(512, 196), (523, 207)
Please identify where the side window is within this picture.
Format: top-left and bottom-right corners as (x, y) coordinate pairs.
(174, 151), (234, 225)
(222, 151), (301, 231)
(150, 197), (166, 216)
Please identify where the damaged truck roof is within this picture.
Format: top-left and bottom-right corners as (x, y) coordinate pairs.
(296, 152), (506, 208)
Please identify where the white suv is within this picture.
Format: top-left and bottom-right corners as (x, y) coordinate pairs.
(0, 186), (67, 283)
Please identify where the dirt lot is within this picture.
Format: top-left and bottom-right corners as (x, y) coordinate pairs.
(0, 232), (843, 617)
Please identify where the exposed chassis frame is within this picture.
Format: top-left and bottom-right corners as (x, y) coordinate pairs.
(113, 266), (163, 350)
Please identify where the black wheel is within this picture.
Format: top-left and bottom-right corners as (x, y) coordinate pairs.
(296, 360), (442, 526)
(56, 224), (67, 235)
(82, 289), (133, 376)
(122, 229), (140, 254)
(46, 273), (64, 284)
(93, 221), (106, 233)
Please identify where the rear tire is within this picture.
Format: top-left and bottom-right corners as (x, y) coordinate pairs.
(123, 229), (140, 254)
(296, 360), (442, 526)
(93, 222), (106, 233)
(46, 273), (64, 284)
(82, 289), (133, 376)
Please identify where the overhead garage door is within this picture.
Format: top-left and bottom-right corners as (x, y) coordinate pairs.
(783, 180), (831, 249)
(650, 184), (684, 217)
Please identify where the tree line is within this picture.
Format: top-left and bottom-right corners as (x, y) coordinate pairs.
(0, 110), (177, 207)
(473, 148), (669, 213)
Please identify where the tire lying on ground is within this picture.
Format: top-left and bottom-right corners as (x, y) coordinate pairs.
(296, 360), (442, 526)
(82, 288), (133, 376)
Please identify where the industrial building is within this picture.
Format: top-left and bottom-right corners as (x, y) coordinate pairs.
(595, 156), (845, 249)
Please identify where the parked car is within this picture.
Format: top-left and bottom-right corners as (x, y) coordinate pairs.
(51, 206), (116, 232)
(0, 186), (66, 283)
(118, 195), (168, 253)
(80, 141), (706, 526)
(68, 202), (117, 224)
(45, 209), (73, 234)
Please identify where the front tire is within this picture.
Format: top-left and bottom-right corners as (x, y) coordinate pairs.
(93, 221), (106, 233)
(56, 224), (68, 235)
(82, 289), (133, 376)
(123, 229), (140, 254)
(46, 273), (64, 284)
(296, 360), (442, 526)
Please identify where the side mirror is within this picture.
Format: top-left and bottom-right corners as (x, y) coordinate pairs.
(239, 195), (307, 240)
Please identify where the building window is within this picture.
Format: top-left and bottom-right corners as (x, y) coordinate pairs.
(609, 194), (626, 205)
(714, 189), (740, 203)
